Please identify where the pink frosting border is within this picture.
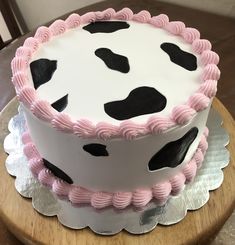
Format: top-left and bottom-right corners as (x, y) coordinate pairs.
(22, 127), (209, 209)
(12, 8), (220, 140)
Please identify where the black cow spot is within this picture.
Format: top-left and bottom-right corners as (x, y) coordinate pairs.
(148, 127), (198, 171)
(83, 21), (130, 33)
(43, 158), (73, 184)
(95, 48), (130, 73)
(104, 86), (167, 120)
(51, 94), (68, 112)
(160, 43), (197, 71)
(30, 59), (57, 89)
(83, 144), (109, 157)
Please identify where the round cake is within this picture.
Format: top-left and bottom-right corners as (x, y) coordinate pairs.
(11, 8), (220, 209)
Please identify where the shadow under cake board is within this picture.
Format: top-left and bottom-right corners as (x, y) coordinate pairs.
(0, 97), (234, 245)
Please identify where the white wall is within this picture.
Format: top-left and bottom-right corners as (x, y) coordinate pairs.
(0, 12), (12, 41)
(16, 0), (102, 30)
(16, 0), (235, 31)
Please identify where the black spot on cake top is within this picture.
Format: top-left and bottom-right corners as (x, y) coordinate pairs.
(83, 21), (130, 33)
(43, 158), (73, 184)
(104, 86), (167, 120)
(148, 127), (198, 171)
(95, 48), (130, 73)
(51, 94), (68, 112)
(30, 58), (57, 89)
(83, 144), (109, 157)
(161, 43), (197, 71)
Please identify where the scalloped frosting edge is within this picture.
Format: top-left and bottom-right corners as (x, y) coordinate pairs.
(12, 8), (220, 140)
(22, 127), (209, 209)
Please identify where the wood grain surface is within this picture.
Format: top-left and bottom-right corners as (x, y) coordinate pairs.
(0, 98), (234, 245)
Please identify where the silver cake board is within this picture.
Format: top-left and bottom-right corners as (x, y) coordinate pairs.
(3, 106), (230, 235)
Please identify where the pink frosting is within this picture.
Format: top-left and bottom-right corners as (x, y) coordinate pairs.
(52, 180), (72, 196)
(149, 14), (169, 27)
(21, 131), (32, 144)
(17, 87), (37, 107)
(69, 187), (93, 204)
(198, 80), (217, 98)
(203, 127), (209, 138)
(202, 64), (221, 80)
(192, 39), (212, 54)
(34, 26), (51, 43)
(31, 100), (57, 121)
(95, 122), (119, 140)
(22, 127), (208, 209)
(12, 71), (28, 91)
(65, 13), (81, 28)
(170, 172), (186, 195)
(198, 134), (208, 154)
(81, 12), (96, 24)
(194, 148), (204, 168)
(201, 50), (219, 65)
(132, 10), (151, 23)
(15, 47), (32, 63)
(73, 119), (95, 137)
(172, 105), (196, 125)
(23, 37), (39, 52)
(165, 21), (185, 35)
(188, 93), (210, 111)
(152, 182), (172, 204)
(113, 192), (132, 209)
(29, 158), (44, 175)
(132, 189), (153, 207)
(23, 142), (40, 159)
(100, 8), (116, 20)
(38, 169), (54, 186)
(119, 121), (148, 140)
(147, 115), (175, 133)
(49, 19), (67, 36)
(183, 159), (197, 183)
(11, 57), (27, 74)
(91, 192), (113, 209)
(181, 27), (200, 43)
(52, 113), (75, 133)
(114, 7), (134, 20)
(95, 11), (107, 21)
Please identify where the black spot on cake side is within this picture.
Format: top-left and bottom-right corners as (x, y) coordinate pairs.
(95, 48), (130, 73)
(30, 58), (57, 89)
(83, 144), (109, 157)
(83, 21), (130, 33)
(43, 158), (73, 184)
(148, 127), (198, 171)
(160, 43), (197, 71)
(51, 94), (68, 112)
(104, 86), (167, 120)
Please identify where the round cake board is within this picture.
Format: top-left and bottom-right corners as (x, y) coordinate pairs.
(0, 98), (234, 245)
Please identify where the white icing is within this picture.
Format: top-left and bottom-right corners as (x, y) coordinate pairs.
(30, 21), (203, 124)
(23, 104), (210, 192)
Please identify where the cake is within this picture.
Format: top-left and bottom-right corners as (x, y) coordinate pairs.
(11, 8), (220, 210)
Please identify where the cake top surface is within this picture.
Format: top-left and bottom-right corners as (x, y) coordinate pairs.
(12, 8), (220, 139)
(30, 20), (202, 124)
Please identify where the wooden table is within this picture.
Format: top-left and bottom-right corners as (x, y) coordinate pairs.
(0, 0), (234, 244)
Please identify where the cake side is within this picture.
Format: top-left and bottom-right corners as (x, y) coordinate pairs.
(22, 103), (210, 191)
(22, 127), (209, 209)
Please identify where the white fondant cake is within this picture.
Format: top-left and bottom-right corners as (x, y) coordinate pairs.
(11, 8), (220, 209)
